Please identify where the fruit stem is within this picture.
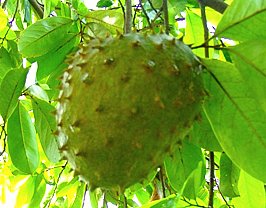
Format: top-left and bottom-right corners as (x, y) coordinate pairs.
(162, 0), (170, 34)
(125, 0), (132, 33)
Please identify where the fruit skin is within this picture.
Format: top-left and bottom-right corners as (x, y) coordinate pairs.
(57, 33), (205, 191)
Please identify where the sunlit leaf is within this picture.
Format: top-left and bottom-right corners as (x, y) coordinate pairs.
(220, 153), (240, 197)
(31, 33), (79, 80)
(215, 0), (266, 41)
(15, 176), (35, 207)
(0, 69), (28, 121)
(184, 10), (204, 56)
(32, 97), (60, 163)
(86, 10), (123, 34)
(232, 170), (265, 208)
(28, 174), (47, 207)
(18, 17), (76, 58)
(28, 84), (50, 101)
(0, 8), (7, 30)
(71, 182), (86, 207)
(202, 59), (266, 182)
(7, 102), (39, 174)
(227, 40), (266, 114)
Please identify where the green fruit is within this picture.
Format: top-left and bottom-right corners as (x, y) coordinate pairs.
(57, 33), (205, 191)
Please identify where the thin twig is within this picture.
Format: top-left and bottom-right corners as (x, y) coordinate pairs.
(82, 183), (88, 208)
(0, 125), (7, 156)
(159, 166), (166, 198)
(198, 0), (209, 58)
(181, 197), (208, 208)
(139, 0), (152, 28)
(45, 161), (68, 208)
(162, 0), (170, 34)
(215, 179), (234, 207)
(123, 194), (128, 208)
(198, 2), (214, 207)
(118, 0), (125, 22)
(208, 152), (215, 208)
(28, 0), (44, 18)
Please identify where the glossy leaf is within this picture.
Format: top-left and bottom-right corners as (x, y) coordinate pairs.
(220, 153), (240, 197)
(202, 59), (266, 182)
(227, 40), (266, 114)
(32, 97), (60, 163)
(18, 17), (75, 58)
(0, 69), (28, 121)
(215, 0), (266, 41)
(7, 102), (39, 174)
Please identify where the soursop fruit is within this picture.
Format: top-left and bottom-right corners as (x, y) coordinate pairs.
(56, 33), (205, 190)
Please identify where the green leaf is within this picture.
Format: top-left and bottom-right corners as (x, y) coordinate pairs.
(220, 153), (240, 198)
(0, 68), (28, 121)
(215, 0), (266, 41)
(71, 182), (86, 208)
(97, 0), (113, 8)
(184, 10), (204, 56)
(7, 102), (39, 174)
(7, 40), (23, 68)
(202, 59), (266, 182)
(86, 10), (123, 34)
(232, 170), (265, 208)
(164, 139), (205, 193)
(28, 175), (47, 207)
(89, 189), (102, 208)
(31, 33), (78, 80)
(43, 0), (59, 18)
(18, 17), (76, 58)
(227, 40), (266, 114)
(28, 84), (50, 101)
(15, 176), (35, 207)
(182, 161), (205, 200)
(0, 47), (15, 79)
(189, 108), (223, 152)
(32, 97), (60, 163)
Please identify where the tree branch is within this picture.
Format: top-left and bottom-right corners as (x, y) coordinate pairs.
(28, 0), (44, 18)
(162, 0), (170, 34)
(208, 151), (215, 208)
(125, 0), (132, 33)
(204, 0), (228, 14)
